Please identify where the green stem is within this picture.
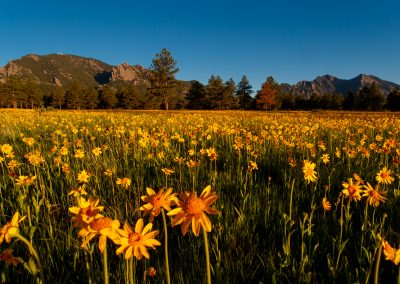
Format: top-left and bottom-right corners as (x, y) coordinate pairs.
(373, 243), (382, 284)
(203, 228), (211, 284)
(85, 251), (93, 284)
(16, 234), (45, 284)
(161, 209), (171, 284)
(129, 257), (134, 284)
(103, 244), (109, 284)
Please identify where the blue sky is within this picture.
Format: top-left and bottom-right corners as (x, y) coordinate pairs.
(1, 0), (399, 89)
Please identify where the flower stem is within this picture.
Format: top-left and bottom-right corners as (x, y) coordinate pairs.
(129, 257), (134, 284)
(373, 243), (382, 284)
(103, 244), (109, 284)
(16, 233), (45, 284)
(203, 228), (211, 284)
(161, 209), (171, 284)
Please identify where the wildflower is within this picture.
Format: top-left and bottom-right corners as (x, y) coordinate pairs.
(302, 160), (317, 183)
(15, 175), (36, 186)
(0, 212), (26, 244)
(168, 185), (219, 236)
(381, 238), (400, 265)
(206, 148), (218, 161)
(104, 168), (113, 177)
(186, 160), (199, 168)
(62, 164), (70, 174)
(116, 218), (160, 260)
(92, 147), (102, 157)
(69, 197), (104, 228)
(77, 170), (90, 184)
(7, 160), (19, 171)
(59, 146), (69, 156)
(288, 157), (296, 167)
(78, 217), (121, 253)
(376, 167), (395, 184)
(248, 161), (258, 172)
(174, 156), (185, 164)
(74, 149), (85, 159)
(116, 177), (132, 189)
(161, 168), (175, 176)
(188, 149), (195, 156)
(321, 153), (330, 164)
(322, 197), (332, 211)
(1, 144), (13, 155)
(147, 266), (156, 277)
(362, 183), (387, 207)
(342, 178), (363, 202)
(68, 185), (88, 197)
(141, 188), (177, 222)
(0, 249), (23, 266)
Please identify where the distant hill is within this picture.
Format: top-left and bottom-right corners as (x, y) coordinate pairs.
(280, 74), (400, 98)
(0, 54), (149, 88)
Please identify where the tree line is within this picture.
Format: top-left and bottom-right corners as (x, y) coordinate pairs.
(0, 48), (399, 111)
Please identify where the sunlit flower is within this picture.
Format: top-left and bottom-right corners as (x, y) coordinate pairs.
(247, 161), (258, 172)
(362, 183), (387, 207)
(206, 148), (218, 161)
(0, 212), (26, 244)
(116, 218), (160, 260)
(186, 160), (199, 168)
(141, 188), (177, 222)
(92, 147), (102, 157)
(322, 197), (331, 211)
(302, 160), (317, 183)
(1, 144), (13, 155)
(168, 185), (219, 236)
(116, 177), (132, 189)
(161, 168), (175, 176)
(376, 167), (394, 184)
(342, 178), (363, 202)
(68, 185), (88, 197)
(381, 238), (400, 265)
(59, 146), (69, 156)
(74, 149), (85, 159)
(0, 249), (23, 266)
(69, 197), (104, 228)
(104, 168), (113, 177)
(321, 153), (330, 164)
(147, 266), (156, 277)
(15, 175), (36, 186)
(77, 170), (91, 183)
(78, 217), (121, 253)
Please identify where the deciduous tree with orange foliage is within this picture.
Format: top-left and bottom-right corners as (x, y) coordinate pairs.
(255, 76), (280, 110)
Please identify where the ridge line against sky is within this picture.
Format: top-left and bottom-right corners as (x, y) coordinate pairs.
(1, 0), (399, 88)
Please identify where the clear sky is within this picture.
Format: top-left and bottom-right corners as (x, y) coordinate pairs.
(1, 0), (399, 89)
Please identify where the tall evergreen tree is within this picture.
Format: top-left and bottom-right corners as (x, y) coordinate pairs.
(149, 48), (179, 110)
(85, 87), (99, 110)
(355, 83), (385, 110)
(24, 79), (43, 109)
(98, 85), (117, 109)
(186, 81), (207, 109)
(50, 86), (65, 109)
(65, 81), (84, 109)
(236, 75), (253, 109)
(386, 89), (400, 111)
(118, 84), (141, 109)
(221, 79), (239, 109)
(206, 75), (225, 110)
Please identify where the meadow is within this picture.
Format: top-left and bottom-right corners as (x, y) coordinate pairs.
(0, 109), (400, 283)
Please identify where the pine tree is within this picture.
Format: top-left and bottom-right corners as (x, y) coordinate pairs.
(221, 79), (239, 109)
(118, 85), (141, 109)
(50, 86), (65, 109)
(206, 75), (225, 110)
(65, 81), (84, 109)
(98, 85), (117, 109)
(386, 89), (400, 111)
(186, 81), (207, 109)
(149, 48), (179, 110)
(255, 76), (279, 110)
(236, 75), (253, 109)
(85, 87), (99, 110)
(24, 79), (43, 109)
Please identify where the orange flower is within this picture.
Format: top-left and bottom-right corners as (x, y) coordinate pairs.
(116, 218), (160, 260)
(167, 185), (219, 236)
(116, 177), (132, 189)
(302, 160), (317, 183)
(322, 197), (331, 212)
(140, 188), (177, 222)
(342, 178), (363, 202)
(376, 167), (394, 184)
(161, 168), (175, 176)
(0, 212), (26, 244)
(69, 197), (104, 228)
(362, 183), (387, 207)
(0, 249), (23, 266)
(78, 217), (121, 253)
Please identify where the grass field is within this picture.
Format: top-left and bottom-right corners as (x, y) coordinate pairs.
(1, 109), (400, 283)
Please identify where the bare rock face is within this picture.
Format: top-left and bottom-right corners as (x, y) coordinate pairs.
(110, 63), (149, 84)
(26, 54), (40, 61)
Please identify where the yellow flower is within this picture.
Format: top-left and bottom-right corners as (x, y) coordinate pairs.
(1, 144), (13, 155)
(381, 238), (400, 265)
(140, 188), (177, 222)
(302, 160), (317, 183)
(376, 167), (394, 184)
(321, 153), (330, 164)
(186, 159), (199, 168)
(0, 249), (23, 266)
(322, 197), (331, 212)
(74, 149), (85, 159)
(104, 168), (113, 177)
(167, 185), (219, 236)
(362, 183), (387, 207)
(68, 185), (88, 197)
(92, 147), (102, 157)
(69, 197), (104, 228)
(342, 178), (363, 202)
(116, 177), (132, 189)
(116, 218), (160, 260)
(59, 146), (69, 156)
(0, 212), (26, 244)
(78, 217), (121, 253)
(77, 170), (90, 184)
(247, 161), (258, 172)
(15, 175), (36, 186)
(206, 148), (218, 161)
(161, 168), (175, 176)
